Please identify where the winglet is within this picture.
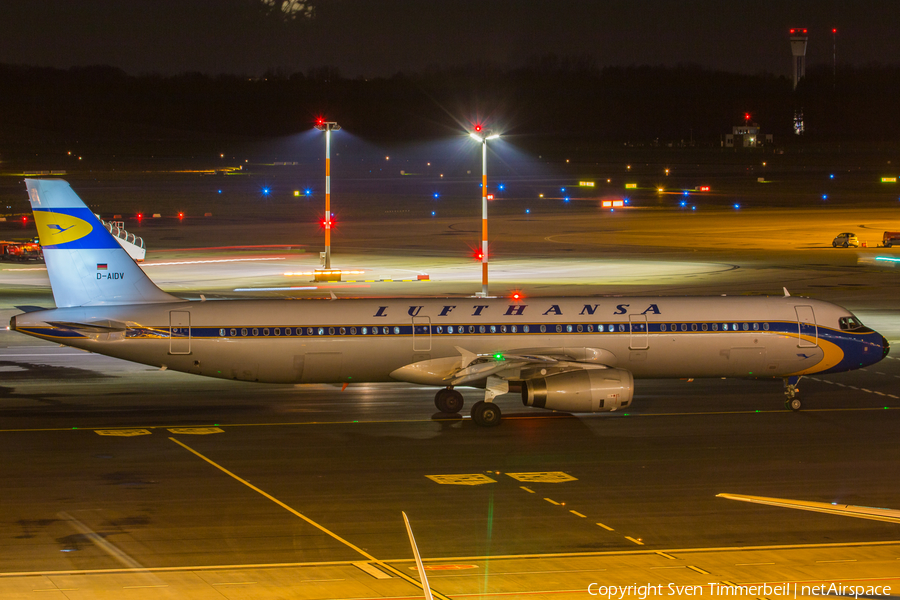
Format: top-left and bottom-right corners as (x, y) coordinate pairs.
(455, 346), (477, 369)
(402, 512), (434, 600)
(783, 287), (791, 297)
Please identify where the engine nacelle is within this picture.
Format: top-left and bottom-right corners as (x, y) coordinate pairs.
(522, 368), (634, 413)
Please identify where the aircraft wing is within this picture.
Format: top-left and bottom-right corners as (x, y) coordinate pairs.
(718, 493), (900, 524)
(391, 346), (618, 387)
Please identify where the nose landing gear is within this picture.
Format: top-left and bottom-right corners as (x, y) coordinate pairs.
(784, 376), (802, 411)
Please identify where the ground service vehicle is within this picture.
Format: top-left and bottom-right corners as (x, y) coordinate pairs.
(883, 231), (900, 248)
(832, 233), (859, 248)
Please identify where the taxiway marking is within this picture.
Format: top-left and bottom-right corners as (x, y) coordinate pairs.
(169, 437), (452, 600)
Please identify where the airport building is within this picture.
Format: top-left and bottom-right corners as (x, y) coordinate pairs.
(724, 123), (773, 148)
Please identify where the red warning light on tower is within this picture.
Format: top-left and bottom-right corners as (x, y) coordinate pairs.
(474, 124), (483, 133)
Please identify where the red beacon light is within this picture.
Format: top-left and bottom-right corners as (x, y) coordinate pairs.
(474, 124), (483, 133)
(486, 194), (494, 200)
(510, 291), (524, 301)
(137, 213), (143, 220)
(178, 211), (184, 220)
(21, 215), (27, 223)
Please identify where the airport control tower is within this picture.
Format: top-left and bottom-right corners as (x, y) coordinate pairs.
(789, 28), (808, 90)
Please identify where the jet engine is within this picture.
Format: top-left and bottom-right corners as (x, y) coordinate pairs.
(522, 368), (634, 412)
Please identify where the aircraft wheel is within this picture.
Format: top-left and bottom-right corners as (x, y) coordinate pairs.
(471, 401), (502, 427)
(434, 388), (464, 413)
(786, 397), (802, 411)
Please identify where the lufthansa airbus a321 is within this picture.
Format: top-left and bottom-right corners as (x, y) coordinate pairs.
(9, 179), (890, 426)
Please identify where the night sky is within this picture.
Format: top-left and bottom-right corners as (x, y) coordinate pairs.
(3, 1), (897, 78)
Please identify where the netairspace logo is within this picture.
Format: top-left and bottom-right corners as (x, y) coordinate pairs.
(586, 582), (892, 598)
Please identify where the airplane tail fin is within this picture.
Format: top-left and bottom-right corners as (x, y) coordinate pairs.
(25, 179), (182, 308)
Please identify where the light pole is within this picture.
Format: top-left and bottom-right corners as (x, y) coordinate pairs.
(315, 118), (340, 270)
(469, 126), (499, 297)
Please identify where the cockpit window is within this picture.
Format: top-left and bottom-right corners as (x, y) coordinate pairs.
(839, 316), (868, 331)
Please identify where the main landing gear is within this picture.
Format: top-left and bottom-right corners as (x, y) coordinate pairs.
(434, 387), (464, 414)
(433, 386), (503, 427)
(470, 401), (502, 427)
(784, 376), (802, 411)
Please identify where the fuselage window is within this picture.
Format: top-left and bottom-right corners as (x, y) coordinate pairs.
(523, 325), (530, 333)
(512, 325), (517, 333)
(556, 325), (563, 333)
(598, 325), (604, 332)
(498, 325), (505, 333)
(752, 323), (759, 331)
(742, 323), (749, 331)
(577, 325), (583, 333)
(586, 324), (592, 333)
(362, 327), (368, 335)
(448, 326), (454, 334)
(619, 324), (626, 332)
(274, 328), (281, 336)
(351, 327), (357, 335)
(437, 326), (443, 334)
(469, 325), (475, 333)
(701, 323), (708, 331)
(733, 323), (739, 331)
(680, 323), (687, 332)
(230, 328), (236, 336)
(660, 324), (667, 332)
(263, 328), (269, 336)
(712, 323), (718, 331)
(763, 323), (769, 331)
(317, 327), (324, 335)
(490, 325), (497, 333)
(326, 327), (333, 335)
(383, 327), (389, 334)
(307, 327), (314, 335)
(339, 327), (346, 335)
(220, 328), (226, 336)
(691, 323), (698, 331)
(540, 324), (546, 333)
(241, 328), (248, 336)
(251, 328), (258, 336)
(477, 325), (484, 333)
(393, 326), (400, 334)
(566, 325), (573, 333)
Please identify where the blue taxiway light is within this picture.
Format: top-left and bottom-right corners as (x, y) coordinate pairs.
(262, 187), (271, 196)
(431, 211), (436, 216)
(433, 193), (439, 198)
(305, 189), (312, 196)
(561, 187), (566, 192)
(564, 197), (570, 202)
(830, 174), (835, 179)
(218, 190), (222, 194)
(525, 209), (530, 214)
(692, 206), (696, 210)
(498, 184), (505, 191)
(734, 204), (740, 209)
(680, 201), (687, 207)
(822, 194), (828, 200)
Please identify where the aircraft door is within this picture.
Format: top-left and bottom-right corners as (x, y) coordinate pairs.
(628, 314), (649, 350)
(412, 316), (432, 352)
(795, 305), (818, 348)
(169, 310), (191, 354)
